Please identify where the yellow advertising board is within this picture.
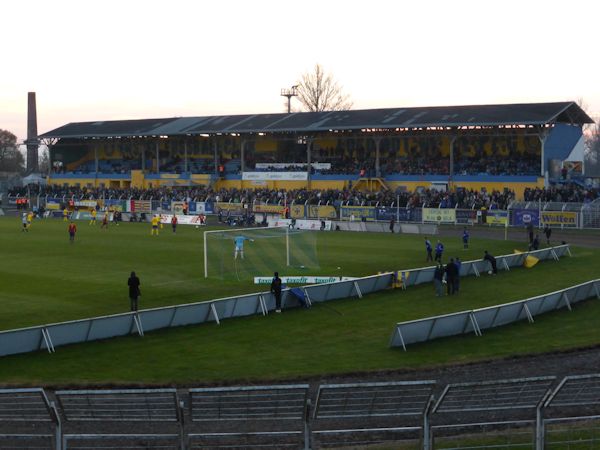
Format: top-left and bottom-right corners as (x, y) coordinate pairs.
(541, 211), (577, 226)
(308, 205), (337, 219)
(422, 208), (456, 223)
(216, 202), (245, 211)
(253, 204), (285, 214)
(486, 211), (509, 226)
(289, 205), (305, 219)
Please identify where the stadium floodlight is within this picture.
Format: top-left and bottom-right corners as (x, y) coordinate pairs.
(281, 85), (299, 114)
(203, 226), (319, 280)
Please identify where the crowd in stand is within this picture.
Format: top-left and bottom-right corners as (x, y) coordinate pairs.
(60, 140), (541, 178)
(9, 184), (517, 209)
(523, 185), (600, 203)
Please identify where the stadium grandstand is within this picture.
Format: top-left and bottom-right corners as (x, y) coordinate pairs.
(38, 102), (593, 199)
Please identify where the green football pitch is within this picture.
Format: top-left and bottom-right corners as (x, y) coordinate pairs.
(0, 215), (598, 385)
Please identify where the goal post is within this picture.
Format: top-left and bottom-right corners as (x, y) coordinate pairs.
(203, 226), (318, 280)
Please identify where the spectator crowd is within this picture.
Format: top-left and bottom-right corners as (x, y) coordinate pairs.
(9, 184), (517, 210)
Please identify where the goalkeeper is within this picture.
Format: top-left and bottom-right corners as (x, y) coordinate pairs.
(233, 235), (254, 260)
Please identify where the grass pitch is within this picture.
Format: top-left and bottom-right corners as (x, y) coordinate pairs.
(0, 215), (599, 385)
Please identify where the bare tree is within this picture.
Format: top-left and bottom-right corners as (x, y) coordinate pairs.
(585, 118), (600, 177)
(0, 129), (25, 173)
(38, 145), (50, 174)
(295, 64), (352, 112)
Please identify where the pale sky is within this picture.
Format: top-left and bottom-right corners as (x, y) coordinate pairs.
(1, 0), (599, 143)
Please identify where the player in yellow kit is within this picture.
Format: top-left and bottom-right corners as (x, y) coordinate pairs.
(151, 215), (160, 236)
(26, 211), (33, 229)
(63, 208), (69, 221)
(89, 208), (97, 225)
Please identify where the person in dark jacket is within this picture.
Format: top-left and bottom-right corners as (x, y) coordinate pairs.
(454, 257), (462, 294)
(270, 272), (283, 313)
(445, 258), (458, 295)
(425, 238), (433, 262)
(543, 224), (552, 245)
(433, 263), (445, 297)
(483, 251), (497, 275)
(434, 240), (444, 263)
(128, 271), (141, 312)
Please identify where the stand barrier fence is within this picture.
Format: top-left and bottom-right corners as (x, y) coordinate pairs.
(0, 245), (570, 358)
(390, 277), (600, 350)
(5, 195), (600, 229)
(2, 374), (600, 449)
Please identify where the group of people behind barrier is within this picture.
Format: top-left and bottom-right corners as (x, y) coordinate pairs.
(523, 184), (600, 203)
(9, 185), (516, 209)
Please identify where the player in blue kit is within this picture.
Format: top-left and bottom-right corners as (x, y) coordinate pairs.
(234, 235), (254, 259)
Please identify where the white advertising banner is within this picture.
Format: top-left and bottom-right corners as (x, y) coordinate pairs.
(158, 214), (206, 226)
(242, 172), (308, 181)
(255, 162), (331, 170)
(254, 276), (358, 285)
(268, 218), (332, 231)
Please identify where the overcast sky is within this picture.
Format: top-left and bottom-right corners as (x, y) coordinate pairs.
(1, 0), (599, 142)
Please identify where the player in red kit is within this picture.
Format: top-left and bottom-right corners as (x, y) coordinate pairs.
(68, 221), (77, 243)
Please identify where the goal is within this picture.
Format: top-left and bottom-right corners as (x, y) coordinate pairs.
(203, 226), (319, 280)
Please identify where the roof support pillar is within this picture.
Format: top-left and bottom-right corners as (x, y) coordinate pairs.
(141, 142), (146, 173)
(213, 140), (219, 177)
(184, 140), (188, 174)
(374, 137), (381, 178)
(538, 129), (549, 188)
(449, 136), (456, 191)
(240, 139), (246, 173)
(155, 141), (160, 174)
(307, 138), (313, 190)
(94, 145), (99, 188)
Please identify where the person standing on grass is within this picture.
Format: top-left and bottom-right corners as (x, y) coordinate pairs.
(425, 237), (433, 262)
(21, 212), (29, 232)
(544, 224), (552, 246)
(445, 258), (458, 295)
(270, 271), (283, 313)
(462, 227), (469, 249)
(484, 250), (497, 275)
(128, 271), (141, 312)
(526, 222), (534, 246)
(433, 263), (445, 297)
(100, 212), (109, 229)
(234, 235), (254, 260)
(151, 215), (160, 236)
(435, 240), (444, 263)
(89, 208), (97, 225)
(171, 215), (178, 234)
(389, 218), (395, 233)
(454, 257), (462, 294)
(532, 234), (540, 250)
(68, 221), (77, 243)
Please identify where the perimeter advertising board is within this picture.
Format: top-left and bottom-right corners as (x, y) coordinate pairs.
(486, 210), (509, 226)
(242, 172), (308, 181)
(375, 207), (414, 222)
(512, 209), (540, 226)
(541, 211), (577, 227)
(422, 208), (456, 223)
(340, 206), (376, 221)
(308, 205), (337, 219)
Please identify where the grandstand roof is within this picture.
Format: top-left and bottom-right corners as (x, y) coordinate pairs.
(40, 101), (593, 139)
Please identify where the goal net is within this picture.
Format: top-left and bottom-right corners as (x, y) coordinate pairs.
(204, 226), (319, 280)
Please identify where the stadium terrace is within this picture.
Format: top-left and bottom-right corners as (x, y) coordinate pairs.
(39, 102), (593, 199)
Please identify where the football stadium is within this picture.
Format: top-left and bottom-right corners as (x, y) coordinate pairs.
(1, 101), (600, 449)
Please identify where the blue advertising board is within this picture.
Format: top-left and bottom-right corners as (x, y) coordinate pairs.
(512, 209), (540, 226)
(375, 207), (415, 222)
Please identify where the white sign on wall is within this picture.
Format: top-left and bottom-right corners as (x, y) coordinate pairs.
(242, 172), (308, 181)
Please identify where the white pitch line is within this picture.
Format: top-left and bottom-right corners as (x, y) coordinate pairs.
(150, 279), (190, 287)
